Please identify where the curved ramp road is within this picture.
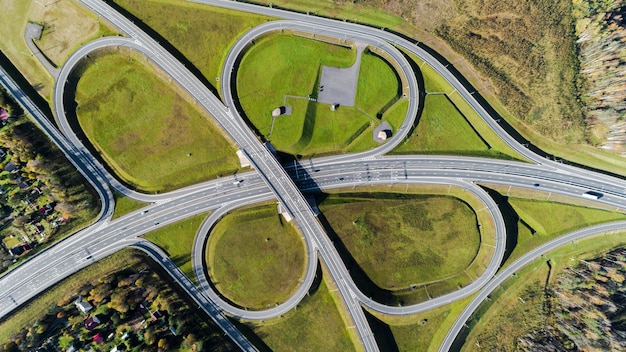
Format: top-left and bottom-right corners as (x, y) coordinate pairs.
(77, 1), (380, 349)
(196, 0), (626, 187)
(221, 20), (420, 158)
(5, 49), (626, 343)
(53, 36), (214, 203)
(191, 177), (505, 320)
(192, 196), (319, 320)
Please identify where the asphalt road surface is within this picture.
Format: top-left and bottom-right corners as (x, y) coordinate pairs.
(0, 1), (625, 351)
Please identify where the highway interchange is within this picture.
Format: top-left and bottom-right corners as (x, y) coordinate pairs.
(1, 0), (626, 351)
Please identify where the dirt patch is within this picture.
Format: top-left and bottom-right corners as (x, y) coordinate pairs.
(360, 0), (456, 31)
(111, 131), (140, 153)
(29, 0), (115, 66)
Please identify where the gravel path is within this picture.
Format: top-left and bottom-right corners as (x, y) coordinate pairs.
(24, 22), (59, 78)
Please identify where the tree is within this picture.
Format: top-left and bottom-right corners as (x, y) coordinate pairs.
(89, 283), (112, 305)
(2, 341), (17, 352)
(110, 293), (129, 314)
(157, 338), (169, 351)
(143, 329), (157, 345)
(183, 333), (198, 350)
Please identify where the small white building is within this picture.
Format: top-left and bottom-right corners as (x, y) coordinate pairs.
(74, 297), (93, 314)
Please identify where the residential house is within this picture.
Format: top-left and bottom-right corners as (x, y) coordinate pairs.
(85, 315), (101, 330)
(38, 204), (53, 216)
(75, 297), (93, 314)
(93, 332), (104, 343)
(4, 162), (18, 173)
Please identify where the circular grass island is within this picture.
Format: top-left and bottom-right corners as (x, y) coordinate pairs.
(206, 204), (307, 310)
(318, 191), (481, 304)
(236, 33), (408, 157)
(73, 50), (240, 193)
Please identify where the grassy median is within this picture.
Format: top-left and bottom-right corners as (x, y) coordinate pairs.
(74, 51), (240, 193)
(111, 192), (147, 219)
(392, 52), (524, 161)
(506, 197), (626, 266)
(394, 95), (491, 155)
(207, 204), (306, 309)
(367, 294), (475, 352)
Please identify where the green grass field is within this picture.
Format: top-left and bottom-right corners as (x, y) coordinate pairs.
(504, 197), (626, 266)
(319, 192), (479, 289)
(368, 193), (625, 351)
(207, 205), (306, 309)
(251, 274), (357, 352)
(345, 99), (409, 153)
(354, 51), (400, 115)
(114, 0), (270, 95)
(463, 231), (626, 351)
(75, 51), (240, 193)
(237, 34), (405, 156)
(143, 213), (209, 282)
(393, 95), (491, 156)
(112, 192), (147, 219)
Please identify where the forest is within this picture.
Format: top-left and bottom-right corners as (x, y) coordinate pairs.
(573, 0), (626, 153)
(0, 87), (99, 273)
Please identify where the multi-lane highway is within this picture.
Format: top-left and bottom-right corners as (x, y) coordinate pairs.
(1, 0), (626, 351)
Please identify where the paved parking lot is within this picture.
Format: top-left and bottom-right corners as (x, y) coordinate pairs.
(317, 43), (366, 107)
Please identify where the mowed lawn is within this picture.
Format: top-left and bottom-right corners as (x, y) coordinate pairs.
(319, 193), (480, 289)
(143, 213), (209, 282)
(75, 53), (240, 193)
(354, 51), (401, 115)
(114, 0), (269, 94)
(112, 192), (147, 219)
(378, 294), (475, 352)
(393, 94), (492, 156)
(207, 205), (306, 309)
(393, 51), (524, 161)
(346, 99), (409, 153)
(237, 34), (404, 156)
(253, 277), (356, 352)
